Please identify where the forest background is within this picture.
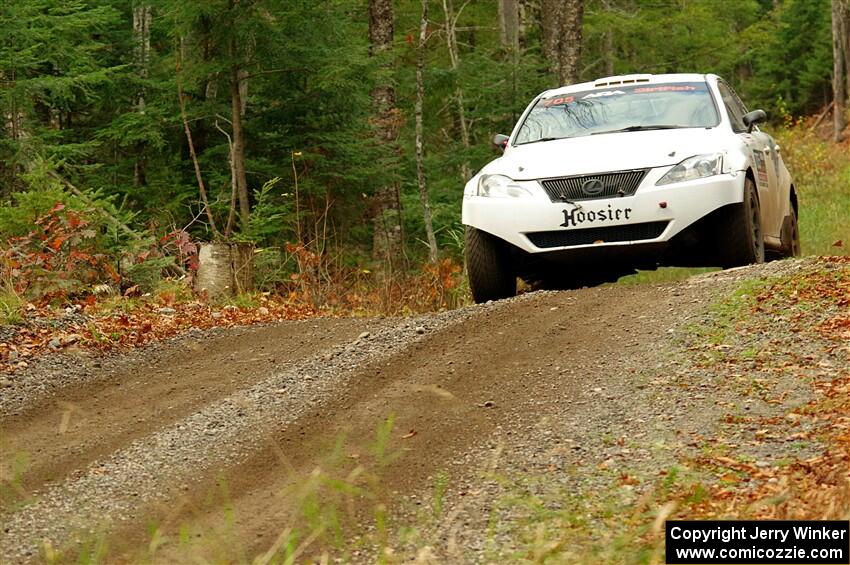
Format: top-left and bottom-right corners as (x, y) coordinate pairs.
(1, 0), (848, 315)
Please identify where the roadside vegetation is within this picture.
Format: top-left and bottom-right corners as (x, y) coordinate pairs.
(774, 117), (850, 255)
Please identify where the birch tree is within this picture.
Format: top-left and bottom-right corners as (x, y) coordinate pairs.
(132, 2), (152, 187)
(442, 0), (471, 181)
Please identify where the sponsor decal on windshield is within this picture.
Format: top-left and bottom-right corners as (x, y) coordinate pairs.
(543, 95), (575, 107)
(633, 85), (697, 93)
(582, 90), (625, 99)
(539, 82), (708, 108)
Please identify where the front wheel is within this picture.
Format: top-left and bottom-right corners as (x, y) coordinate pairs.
(465, 226), (516, 303)
(718, 177), (765, 268)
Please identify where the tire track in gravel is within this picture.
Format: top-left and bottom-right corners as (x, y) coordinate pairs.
(101, 282), (719, 563)
(0, 318), (380, 499)
(0, 308), (480, 562)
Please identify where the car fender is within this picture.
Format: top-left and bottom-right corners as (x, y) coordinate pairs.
(775, 158), (795, 219)
(724, 145), (768, 213)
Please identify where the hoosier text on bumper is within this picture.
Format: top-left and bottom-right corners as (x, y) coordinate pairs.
(560, 205), (633, 228)
(669, 525), (848, 544)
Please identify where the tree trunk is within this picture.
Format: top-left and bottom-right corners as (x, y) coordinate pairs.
(540, 0), (561, 83)
(500, 0), (521, 119)
(132, 3), (152, 188)
(230, 61), (250, 227)
(518, 0), (533, 50)
(600, 0), (614, 76)
(416, 0), (438, 263)
(369, 0), (404, 267)
(177, 38), (219, 237)
(194, 243), (254, 299)
(603, 31), (614, 76)
(541, 0), (584, 86)
(226, 0), (250, 229)
(5, 70), (24, 142)
(833, 0), (847, 141)
(838, 0), (850, 130)
(213, 118), (238, 238)
(499, 0), (520, 50)
(442, 0), (472, 181)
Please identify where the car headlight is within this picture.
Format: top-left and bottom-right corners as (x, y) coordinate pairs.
(656, 153), (724, 186)
(477, 174), (534, 198)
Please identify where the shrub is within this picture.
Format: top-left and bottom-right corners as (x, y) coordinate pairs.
(0, 203), (119, 300)
(123, 256), (176, 293)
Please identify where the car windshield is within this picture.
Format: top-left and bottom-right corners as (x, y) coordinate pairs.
(514, 82), (719, 145)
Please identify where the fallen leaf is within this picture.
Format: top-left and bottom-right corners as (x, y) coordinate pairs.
(715, 456), (740, 467)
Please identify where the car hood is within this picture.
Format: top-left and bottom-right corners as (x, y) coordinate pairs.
(486, 128), (728, 180)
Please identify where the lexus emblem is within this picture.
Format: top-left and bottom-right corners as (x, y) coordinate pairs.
(581, 178), (604, 196)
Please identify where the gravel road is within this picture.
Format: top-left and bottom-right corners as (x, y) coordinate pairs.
(0, 259), (834, 563)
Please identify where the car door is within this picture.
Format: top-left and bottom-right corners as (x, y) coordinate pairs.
(716, 81), (782, 238)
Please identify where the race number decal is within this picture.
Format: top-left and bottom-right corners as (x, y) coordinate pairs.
(752, 150), (769, 188)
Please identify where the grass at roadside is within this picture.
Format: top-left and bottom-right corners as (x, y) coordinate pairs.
(775, 123), (850, 255)
(0, 287), (24, 326)
(499, 258), (850, 562)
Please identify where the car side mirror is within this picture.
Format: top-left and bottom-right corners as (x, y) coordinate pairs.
(743, 109), (767, 133)
(492, 134), (510, 151)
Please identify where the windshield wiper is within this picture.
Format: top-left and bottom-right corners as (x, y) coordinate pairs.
(516, 136), (562, 146)
(592, 125), (684, 135)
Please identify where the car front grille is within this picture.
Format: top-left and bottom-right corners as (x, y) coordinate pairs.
(540, 169), (649, 202)
(526, 221), (668, 249)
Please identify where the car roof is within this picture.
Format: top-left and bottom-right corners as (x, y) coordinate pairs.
(541, 73), (715, 98)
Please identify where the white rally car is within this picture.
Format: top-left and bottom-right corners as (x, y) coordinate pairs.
(463, 73), (801, 303)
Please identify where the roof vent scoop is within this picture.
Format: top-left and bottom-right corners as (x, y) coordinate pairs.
(594, 74), (653, 88)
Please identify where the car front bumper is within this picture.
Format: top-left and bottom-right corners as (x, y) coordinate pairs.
(462, 169), (745, 254)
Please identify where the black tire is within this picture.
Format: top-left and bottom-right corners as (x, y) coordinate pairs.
(779, 204), (801, 258)
(718, 177), (765, 268)
(465, 226), (516, 303)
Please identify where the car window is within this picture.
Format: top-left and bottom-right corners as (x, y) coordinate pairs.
(716, 81), (748, 133)
(514, 82), (719, 145)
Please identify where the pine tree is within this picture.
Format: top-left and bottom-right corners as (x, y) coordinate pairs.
(0, 0), (122, 190)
